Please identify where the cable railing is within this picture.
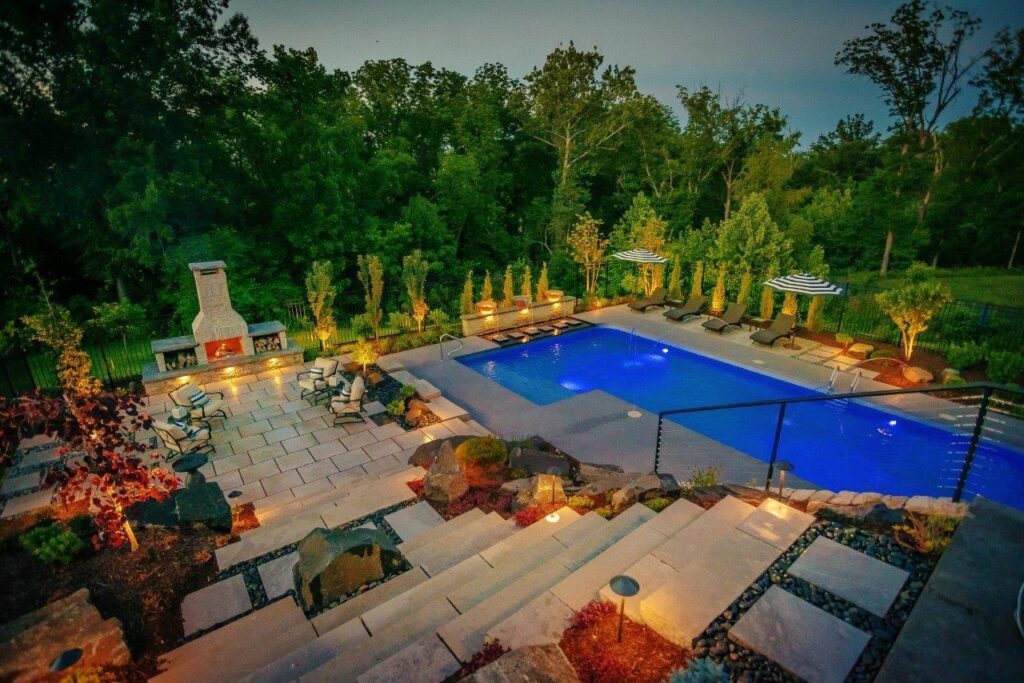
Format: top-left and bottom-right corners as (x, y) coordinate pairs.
(654, 382), (1024, 505)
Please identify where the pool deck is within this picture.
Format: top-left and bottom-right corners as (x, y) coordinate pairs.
(389, 305), (1017, 488)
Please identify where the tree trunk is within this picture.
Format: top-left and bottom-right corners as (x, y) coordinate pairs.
(710, 264), (727, 313)
(124, 520), (139, 552)
(1010, 229), (1021, 269)
(722, 160), (735, 221)
(115, 276), (128, 302)
(880, 230), (894, 275)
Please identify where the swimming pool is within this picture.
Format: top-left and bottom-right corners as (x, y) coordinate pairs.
(457, 326), (1024, 508)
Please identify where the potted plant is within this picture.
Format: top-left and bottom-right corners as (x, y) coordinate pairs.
(545, 289), (563, 304)
(475, 299), (497, 315)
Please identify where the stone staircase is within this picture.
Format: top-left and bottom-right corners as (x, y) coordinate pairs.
(215, 466), (424, 570)
(153, 493), (815, 683)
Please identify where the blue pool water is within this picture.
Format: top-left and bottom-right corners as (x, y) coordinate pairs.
(458, 326), (1024, 508)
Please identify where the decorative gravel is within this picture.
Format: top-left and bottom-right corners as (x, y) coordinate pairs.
(691, 520), (936, 682)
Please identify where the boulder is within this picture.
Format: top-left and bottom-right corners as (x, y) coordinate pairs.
(293, 527), (404, 611)
(809, 501), (908, 527)
(611, 472), (669, 510)
(0, 589), (130, 681)
(424, 441), (469, 503)
(466, 644), (581, 683)
(408, 436), (473, 469)
(514, 474), (566, 511)
(577, 462), (624, 484)
(175, 481), (233, 532)
(940, 367), (961, 384)
(405, 399), (432, 424)
(848, 343), (874, 359)
(499, 478), (534, 495)
(902, 365), (934, 383)
(508, 446), (572, 476)
(578, 471), (644, 497)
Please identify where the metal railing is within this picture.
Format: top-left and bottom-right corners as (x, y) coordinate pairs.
(653, 382), (1024, 503)
(439, 334), (463, 362)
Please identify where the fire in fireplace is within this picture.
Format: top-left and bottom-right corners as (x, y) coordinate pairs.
(205, 337), (243, 360)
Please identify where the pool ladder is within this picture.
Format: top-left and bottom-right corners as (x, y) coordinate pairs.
(439, 334), (463, 362)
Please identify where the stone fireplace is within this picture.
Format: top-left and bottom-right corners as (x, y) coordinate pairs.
(142, 261), (303, 395)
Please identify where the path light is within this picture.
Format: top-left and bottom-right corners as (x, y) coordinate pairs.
(545, 470), (561, 523)
(50, 648), (83, 672)
(609, 575), (640, 643)
(775, 460), (794, 497)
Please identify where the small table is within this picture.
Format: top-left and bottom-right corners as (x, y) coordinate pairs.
(173, 453), (209, 487)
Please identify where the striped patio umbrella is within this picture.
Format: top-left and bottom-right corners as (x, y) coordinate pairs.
(764, 273), (843, 296)
(612, 248), (669, 297)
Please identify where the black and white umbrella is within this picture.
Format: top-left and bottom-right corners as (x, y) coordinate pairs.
(612, 249), (669, 297)
(764, 273), (843, 296)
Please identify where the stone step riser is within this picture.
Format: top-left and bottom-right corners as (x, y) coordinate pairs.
(397, 508), (486, 556)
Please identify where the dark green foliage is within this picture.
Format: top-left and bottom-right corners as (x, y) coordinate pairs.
(987, 351), (1024, 384)
(946, 341), (988, 370)
(386, 399), (406, 417)
(644, 497), (672, 512)
(399, 385), (416, 399)
(871, 349), (897, 359)
(20, 524), (85, 565)
(67, 514), (98, 542)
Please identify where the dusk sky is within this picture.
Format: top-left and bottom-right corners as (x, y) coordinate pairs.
(232, 0), (1022, 144)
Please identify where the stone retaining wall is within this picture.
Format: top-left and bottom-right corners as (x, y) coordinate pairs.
(460, 297), (577, 337)
(142, 342), (304, 396)
(779, 488), (968, 518)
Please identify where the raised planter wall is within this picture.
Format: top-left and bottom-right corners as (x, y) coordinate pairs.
(460, 296), (577, 337)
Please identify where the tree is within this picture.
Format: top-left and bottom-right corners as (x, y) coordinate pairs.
(875, 264), (952, 360)
(612, 193), (669, 296)
(726, 193), (790, 307)
(88, 301), (145, 360)
(460, 271), (474, 314)
(803, 246), (830, 331)
(520, 265), (532, 300)
(305, 261), (336, 350)
(351, 337), (378, 372)
(516, 43), (644, 244)
(402, 250), (430, 332)
(481, 270), (494, 303)
(23, 300), (101, 397)
(356, 255), (384, 340)
(837, 0), (982, 272)
(760, 262), (779, 320)
(536, 263), (550, 302)
(666, 254), (683, 300)
(501, 265), (515, 307)
(566, 213), (608, 299)
(973, 27), (1024, 122)
(1, 391), (178, 551)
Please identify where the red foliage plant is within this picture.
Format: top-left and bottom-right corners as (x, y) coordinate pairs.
(441, 488), (515, 520)
(1, 390), (178, 550)
(455, 640), (509, 679)
(406, 478), (425, 496)
(570, 599), (618, 630)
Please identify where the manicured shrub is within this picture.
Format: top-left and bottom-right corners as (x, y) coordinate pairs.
(669, 657), (728, 682)
(893, 513), (958, 556)
(987, 350), (1024, 385)
(20, 524), (84, 565)
(570, 600), (618, 629)
(67, 514), (98, 542)
(835, 333), (854, 349)
(457, 436), (508, 466)
(567, 495), (594, 509)
(406, 478), (425, 496)
(942, 375), (967, 387)
(595, 506), (614, 519)
(514, 506), (546, 527)
(644, 497), (672, 512)
(399, 384), (416, 399)
(387, 399), (406, 417)
(870, 348), (896, 359)
(945, 341), (987, 370)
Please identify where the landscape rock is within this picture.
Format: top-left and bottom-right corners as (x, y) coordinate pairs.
(423, 441), (469, 503)
(611, 472), (668, 510)
(811, 502), (908, 527)
(848, 343), (874, 359)
(0, 589), (130, 681)
(175, 481), (232, 532)
(293, 527), (404, 611)
(514, 474), (566, 510)
(508, 446), (572, 476)
(578, 471), (643, 497)
(902, 366), (934, 383)
(405, 398), (432, 423)
(408, 436), (473, 469)
(465, 644), (581, 683)
(940, 368), (960, 384)
(499, 478), (533, 495)
(577, 462), (624, 484)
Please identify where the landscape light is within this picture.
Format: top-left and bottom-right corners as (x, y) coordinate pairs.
(609, 575), (640, 642)
(888, 419), (898, 426)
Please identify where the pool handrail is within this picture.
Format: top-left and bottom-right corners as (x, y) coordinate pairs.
(653, 382), (1024, 503)
(439, 334), (464, 362)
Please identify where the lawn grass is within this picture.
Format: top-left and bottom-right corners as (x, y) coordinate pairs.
(840, 267), (1024, 307)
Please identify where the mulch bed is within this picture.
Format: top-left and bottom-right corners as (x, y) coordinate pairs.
(0, 523), (234, 678)
(559, 601), (689, 682)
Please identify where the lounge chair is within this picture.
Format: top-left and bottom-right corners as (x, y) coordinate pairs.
(298, 357), (340, 404)
(170, 383), (227, 422)
(629, 287), (668, 312)
(329, 375), (366, 426)
(664, 295), (707, 322)
(153, 420), (213, 459)
(702, 303), (747, 333)
(750, 313), (796, 346)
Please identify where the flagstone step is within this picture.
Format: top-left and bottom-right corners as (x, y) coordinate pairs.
(320, 475), (420, 528)
(356, 633), (461, 683)
(402, 512), (514, 576)
(397, 508), (486, 555)
(383, 500), (445, 543)
(650, 495), (757, 568)
(241, 617), (369, 683)
(478, 507), (580, 565)
(423, 396), (468, 421)
(301, 597), (459, 683)
(312, 567), (430, 635)
(180, 574), (252, 637)
(153, 597), (316, 683)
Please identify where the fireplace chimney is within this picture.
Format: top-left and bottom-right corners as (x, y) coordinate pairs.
(189, 261), (253, 364)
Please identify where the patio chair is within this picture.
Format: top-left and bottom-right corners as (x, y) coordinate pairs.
(702, 303), (748, 333)
(629, 287), (668, 312)
(152, 420), (213, 459)
(298, 357), (340, 404)
(329, 375), (366, 426)
(750, 313), (796, 346)
(663, 295), (707, 322)
(170, 383), (227, 422)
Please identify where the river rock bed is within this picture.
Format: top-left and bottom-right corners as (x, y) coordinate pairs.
(691, 520), (936, 682)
